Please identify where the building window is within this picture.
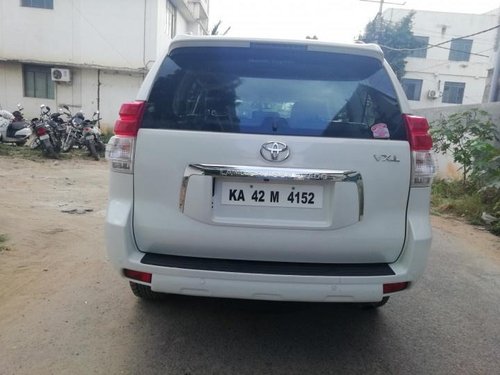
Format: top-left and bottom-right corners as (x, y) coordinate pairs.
(166, 1), (177, 38)
(409, 36), (429, 58)
(442, 82), (465, 104)
(449, 39), (473, 61)
(401, 78), (423, 101)
(23, 65), (55, 99)
(21, 0), (53, 9)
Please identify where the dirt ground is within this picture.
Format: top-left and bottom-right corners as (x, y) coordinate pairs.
(0, 156), (499, 374)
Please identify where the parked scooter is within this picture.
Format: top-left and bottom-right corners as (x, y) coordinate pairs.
(0, 104), (32, 145)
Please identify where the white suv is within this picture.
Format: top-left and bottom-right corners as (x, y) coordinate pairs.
(106, 36), (434, 307)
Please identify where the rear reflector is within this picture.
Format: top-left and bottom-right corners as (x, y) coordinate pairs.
(123, 269), (152, 283)
(383, 282), (409, 294)
(114, 101), (146, 137)
(403, 114), (435, 187)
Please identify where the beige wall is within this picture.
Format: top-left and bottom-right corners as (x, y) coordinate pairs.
(0, 62), (142, 129)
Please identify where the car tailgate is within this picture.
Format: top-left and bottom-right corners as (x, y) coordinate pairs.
(132, 130), (410, 263)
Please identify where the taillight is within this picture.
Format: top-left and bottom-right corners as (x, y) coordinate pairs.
(114, 101), (146, 137)
(403, 114), (435, 187)
(123, 269), (152, 283)
(36, 126), (47, 136)
(105, 101), (146, 173)
(105, 136), (135, 173)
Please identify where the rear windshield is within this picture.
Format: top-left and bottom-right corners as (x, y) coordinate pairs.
(143, 46), (406, 140)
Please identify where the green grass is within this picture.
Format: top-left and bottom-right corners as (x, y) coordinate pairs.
(431, 179), (500, 235)
(0, 234), (9, 252)
(0, 142), (102, 161)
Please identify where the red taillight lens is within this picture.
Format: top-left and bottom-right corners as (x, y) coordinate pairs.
(403, 114), (436, 187)
(383, 282), (409, 294)
(403, 114), (433, 151)
(36, 126), (47, 136)
(114, 101), (146, 136)
(123, 269), (152, 283)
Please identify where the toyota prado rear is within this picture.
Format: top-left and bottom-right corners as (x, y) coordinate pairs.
(105, 36), (434, 307)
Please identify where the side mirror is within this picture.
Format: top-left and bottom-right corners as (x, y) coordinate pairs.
(63, 105), (69, 110)
(17, 103), (24, 111)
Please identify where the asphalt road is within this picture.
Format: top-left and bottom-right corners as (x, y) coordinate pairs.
(1, 157), (499, 375)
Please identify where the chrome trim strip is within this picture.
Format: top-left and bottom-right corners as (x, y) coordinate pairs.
(180, 164), (364, 220)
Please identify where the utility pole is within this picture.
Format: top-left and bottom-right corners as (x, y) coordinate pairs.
(488, 5), (500, 102)
(360, 0), (406, 17)
(360, 0), (406, 42)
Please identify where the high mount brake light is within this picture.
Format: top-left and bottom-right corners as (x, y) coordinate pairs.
(403, 115), (435, 187)
(105, 101), (146, 173)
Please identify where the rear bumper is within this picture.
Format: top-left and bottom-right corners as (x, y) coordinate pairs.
(106, 177), (431, 303)
(107, 223), (429, 303)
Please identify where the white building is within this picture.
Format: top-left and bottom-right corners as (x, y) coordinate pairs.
(383, 8), (499, 109)
(0, 0), (209, 128)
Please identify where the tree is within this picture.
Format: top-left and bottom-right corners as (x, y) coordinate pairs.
(359, 12), (422, 80)
(430, 109), (497, 187)
(211, 20), (231, 36)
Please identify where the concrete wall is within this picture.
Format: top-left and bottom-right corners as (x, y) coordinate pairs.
(0, 0), (157, 70)
(0, 62), (143, 129)
(0, 0), (209, 130)
(414, 102), (500, 179)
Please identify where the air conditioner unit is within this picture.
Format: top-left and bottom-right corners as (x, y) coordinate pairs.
(427, 89), (439, 99)
(51, 68), (71, 82)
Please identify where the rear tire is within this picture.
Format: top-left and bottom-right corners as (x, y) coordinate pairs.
(129, 282), (165, 300)
(42, 141), (57, 159)
(88, 141), (99, 160)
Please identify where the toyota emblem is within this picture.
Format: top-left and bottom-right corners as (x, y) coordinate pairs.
(260, 142), (290, 162)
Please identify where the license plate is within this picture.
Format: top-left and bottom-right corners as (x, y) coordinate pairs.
(221, 182), (323, 209)
(86, 135), (94, 140)
(39, 134), (49, 140)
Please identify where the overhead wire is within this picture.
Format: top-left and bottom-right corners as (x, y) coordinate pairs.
(378, 23), (500, 54)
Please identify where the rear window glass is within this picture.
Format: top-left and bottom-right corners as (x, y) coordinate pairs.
(143, 46), (406, 140)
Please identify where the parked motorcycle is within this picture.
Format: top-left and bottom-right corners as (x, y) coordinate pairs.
(0, 104), (32, 145)
(61, 106), (84, 152)
(81, 111), (105, 160)
(30, 105), (60, 158)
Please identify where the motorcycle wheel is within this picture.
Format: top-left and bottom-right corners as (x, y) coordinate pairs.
(42, 139), (58, 159)
(53, 138), (62, 153)
(62, 137), (75, 153)
(96, 140), (106, 153)
(16, 140), (27, 146)
(88, 141), (99, 161)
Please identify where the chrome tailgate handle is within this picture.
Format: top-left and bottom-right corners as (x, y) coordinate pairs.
(180, 164), (364, 220)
